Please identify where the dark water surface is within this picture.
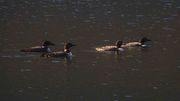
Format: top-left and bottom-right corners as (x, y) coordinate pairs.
(1, 0), (180, 101)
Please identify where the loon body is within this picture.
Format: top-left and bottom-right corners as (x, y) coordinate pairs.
(20, 41), (55, 52)
(96, 40), (124, 52)
(41, 42), (76, 58)
(122, 37), (151, 48)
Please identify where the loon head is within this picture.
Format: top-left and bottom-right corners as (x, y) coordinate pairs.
(64, 42), (76, 56)
(43, 41), (55, 46)
(116, 40), (123, 48)
(64, 42), (76, 50)
(140, 37), (151, 45)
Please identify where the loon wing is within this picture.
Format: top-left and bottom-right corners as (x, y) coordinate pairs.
(42, 51), (67, 57)
(96, 46), (117, 51)
(122, 42), (141, 48)
(20, 46), (46, 52)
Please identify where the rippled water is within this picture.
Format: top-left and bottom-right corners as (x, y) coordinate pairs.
(1, 0), (180, 101)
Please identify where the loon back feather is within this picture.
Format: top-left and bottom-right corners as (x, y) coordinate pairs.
(96, 40), (124, 52)
(96, 46), (116, 52)
(122, 42), (141, 48)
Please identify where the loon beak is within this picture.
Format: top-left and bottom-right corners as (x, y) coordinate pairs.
(72, 44), (76, 46)
(50, 42), (55, 46)
(147, 39), (151, 41)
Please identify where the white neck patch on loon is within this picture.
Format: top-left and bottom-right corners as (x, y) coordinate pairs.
(67, 52), (72, 56)
(47, 48), (51, 52)
(64, 49), (73, 56)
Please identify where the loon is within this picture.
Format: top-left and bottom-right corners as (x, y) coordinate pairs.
(96, 40), (124, 52)
(41, 42), (76, 58)
(20, 40), (55, 52)
(122, 37), (151, 48)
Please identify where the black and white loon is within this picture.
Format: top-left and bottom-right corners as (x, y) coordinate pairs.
(41, 42), (76, 58)
(122, 37), (151, 48)
(96, 40), (124, 52)
(20, 40), (55, 52)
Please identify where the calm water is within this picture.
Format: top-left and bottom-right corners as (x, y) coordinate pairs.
(1, 0), (180, 101)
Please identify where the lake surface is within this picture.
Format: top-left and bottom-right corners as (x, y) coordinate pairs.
(1, 0), (180, 101)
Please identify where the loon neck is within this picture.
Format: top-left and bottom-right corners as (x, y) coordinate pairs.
(42, 45), (49, 48)
(140, 41), (145, 45)
(140, 37), (150, 45)
(116, 41), (123, 48)
(117, 46), (121, 48)
(64, 49), (70, 53)
(64, 49), (72, 56)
